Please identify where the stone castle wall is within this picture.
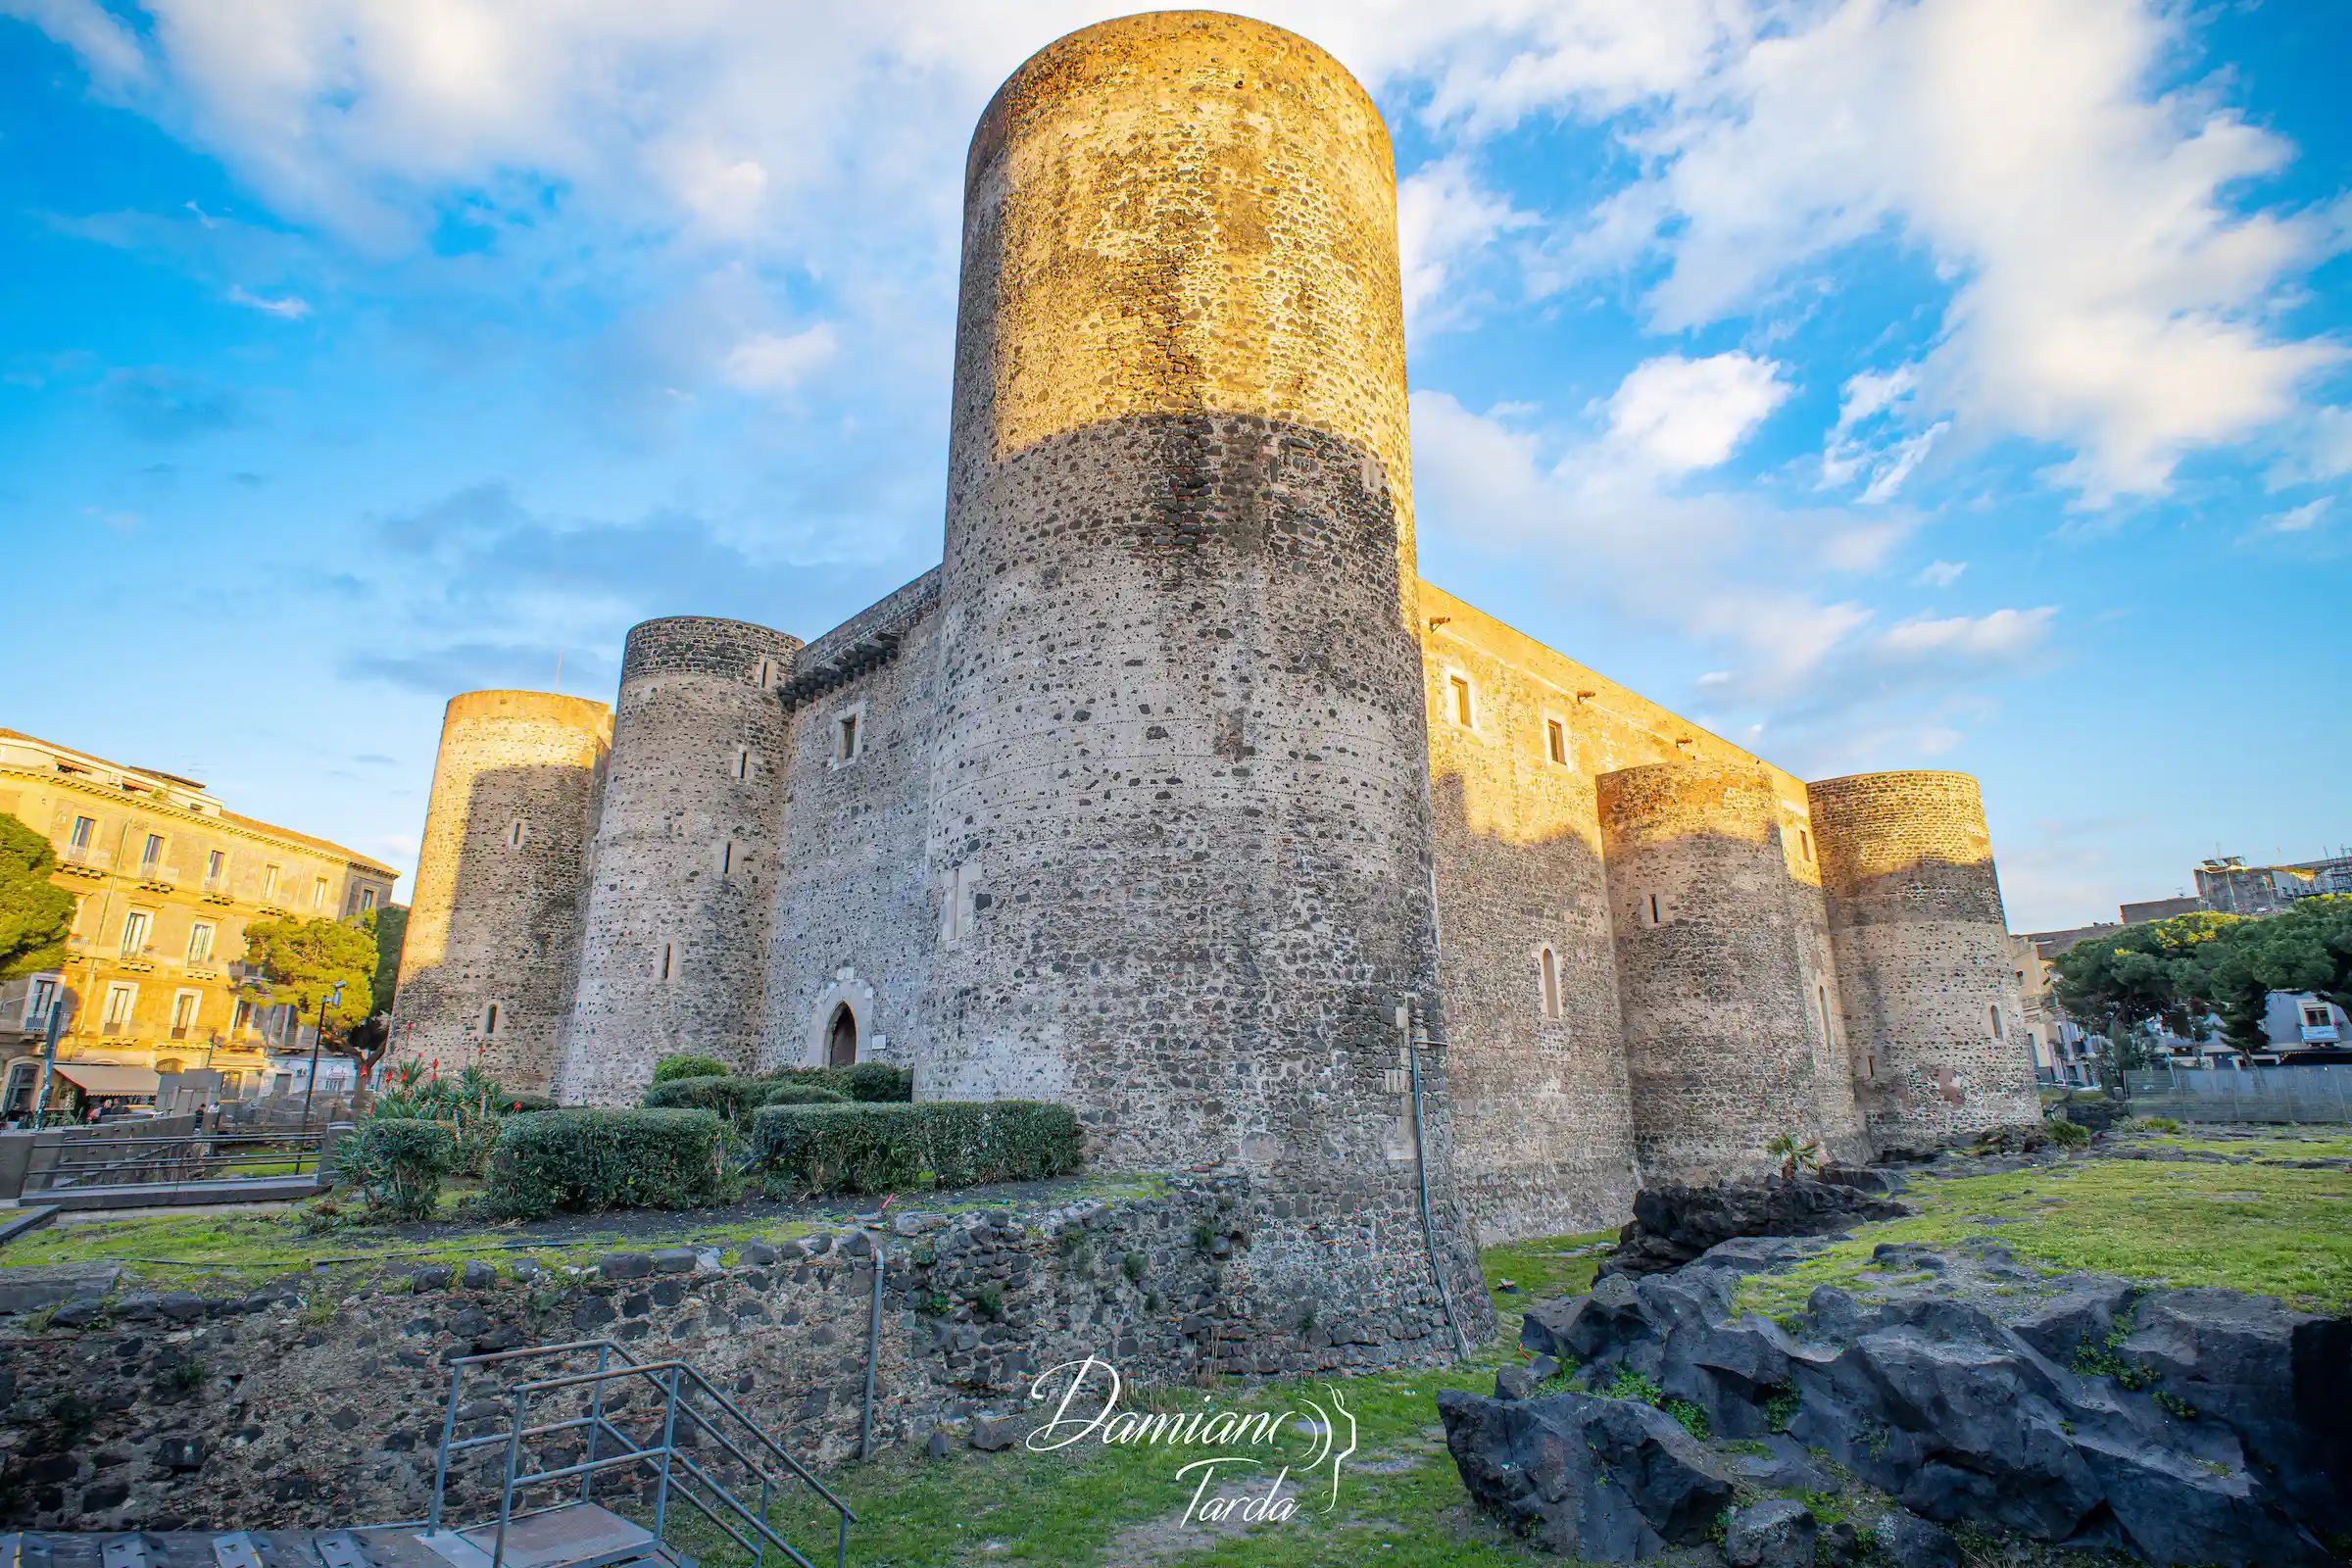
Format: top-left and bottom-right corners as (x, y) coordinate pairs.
(757, 574), (944, 1075)
(917, 11), (1487, 1320)
(381, 15), (2040, 1280)
(393, 691), (611, 1093)
(1810, 771), (2036, 1147)
(1597, 760), (1852, 1182)
(555, 618), (803, 1104)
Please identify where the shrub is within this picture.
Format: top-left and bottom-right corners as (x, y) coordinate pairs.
(752, 1101), (1082, 1196)
(2047, 1117), (2091, 1150)
(763, 1084), (846, 1106)
(336, 1118), (458, 1221)
(769, 1063), (914, 1103)
(501, 1093), (556, 1114)
(641, 1075), (773, 1122)
(652, 1054), (732, 1084)
(484, 1108), (730, 1219)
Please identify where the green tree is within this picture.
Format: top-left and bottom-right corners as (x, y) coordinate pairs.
(2174, 896), (2352, 1050)
(362, 905), (408, 1016)
(240, 914), (376, 1036)
(0, 815), (74, 979)
(2051, 911), (2241, 1037)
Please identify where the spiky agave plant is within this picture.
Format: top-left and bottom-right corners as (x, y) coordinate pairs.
(1763, 1131), (1822, 1181)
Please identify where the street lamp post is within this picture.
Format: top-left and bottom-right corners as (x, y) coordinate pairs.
(29, 995), (73, 1131)
(301, 981), (345, 1128)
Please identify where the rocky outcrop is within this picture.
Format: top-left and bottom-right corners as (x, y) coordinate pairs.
(1478, 1250), (2345, 1566)
(1436, 1387), (1735, 1560)
(1597, 1176), (1905, 1279)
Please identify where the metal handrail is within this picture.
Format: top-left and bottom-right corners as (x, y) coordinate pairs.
(427, 1340), (854, 1568)
(23, 1132), (323, 1193)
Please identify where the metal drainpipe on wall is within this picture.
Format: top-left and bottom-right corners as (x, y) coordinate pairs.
(1401, 995), (1471, 1362)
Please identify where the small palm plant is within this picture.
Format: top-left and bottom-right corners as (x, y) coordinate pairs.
(1764, 1131), (1822, 1181)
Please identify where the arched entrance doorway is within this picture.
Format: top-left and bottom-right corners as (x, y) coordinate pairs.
(826, 1004), (858, 1067)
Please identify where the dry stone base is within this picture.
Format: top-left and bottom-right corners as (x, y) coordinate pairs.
(0, 1178), (1473, 1532)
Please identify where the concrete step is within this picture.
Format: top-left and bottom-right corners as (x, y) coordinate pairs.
(419, 1506), (683, 1568)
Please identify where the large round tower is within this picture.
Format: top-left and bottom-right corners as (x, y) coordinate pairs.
(553, 617), (802, 1105)
(918, 12), (1484, 1348)
(1808, 771), (2036, 1147)
(1597, 760), (1852, 1180)
(391, 690), (611, 1094)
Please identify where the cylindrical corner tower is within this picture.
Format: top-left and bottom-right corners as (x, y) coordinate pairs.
(391, 690), (612, 1094)
(919, 12), (1486, 1349)
(1597, 760), (1850, 1181)
(1809, 770), (2036, 1147)
(553, 617), (802, 1105)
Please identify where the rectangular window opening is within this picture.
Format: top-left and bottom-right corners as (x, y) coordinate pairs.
(312, 876), (329, 908)
(206, 849), (225, 885)
(837, 711), (860, 762)
(1449, 675), (1473, 728)
(1545, 719), (1568, 766)
(735, 747), (751, 780)
(1647, 893), (1661, 926)
(721, 841), (733, 877)
(120, 909), (151, 956)
(509, 819), (527, 850)
(660, 943), (674, 982)
(69, 815), (95, 850)
(483, 1003), (500, 1035)
(1798, 828), (1814, 862)
(141, 833), (165, 870)
(188, 922), (215, 964)
(261, 864), (279, 902)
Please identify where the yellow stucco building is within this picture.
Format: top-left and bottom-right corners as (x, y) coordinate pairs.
(0, 727), (398, 1117)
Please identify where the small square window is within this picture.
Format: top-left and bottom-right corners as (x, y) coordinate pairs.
(832, 705), (866, 765)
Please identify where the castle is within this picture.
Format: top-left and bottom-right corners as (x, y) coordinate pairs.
(391, 13), (2038, 1273)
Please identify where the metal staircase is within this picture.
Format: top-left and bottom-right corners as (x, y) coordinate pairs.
(416, 1341), (855, 1568)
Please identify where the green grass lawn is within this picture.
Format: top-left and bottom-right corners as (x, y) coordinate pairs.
(1474, 1229), (1616, 1324)
(1737, 1132), (2352, 1321)
(0, 1173), (1168, 1294)
(742, 1349), (1547, 1568)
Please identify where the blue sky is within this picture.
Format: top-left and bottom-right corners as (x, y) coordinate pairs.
(2, 0), (2346, 930)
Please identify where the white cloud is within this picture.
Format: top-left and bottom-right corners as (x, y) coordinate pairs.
(227, 284), (311, 319)
(1917, 560), (1967, 587)
(3, 0), (144, 81)
(1878, 607), (2054, 661)
(1412, 387), (2046, 765)
(719, 324), (838, 394)
(1396, 157), (1535, 324)
(2241, 497), (2334, 544)
(1602, 352), (1788, 474)
(1552, 0), (2346, 503)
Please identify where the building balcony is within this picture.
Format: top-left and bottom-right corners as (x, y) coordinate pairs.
(58, 845), (109, 877)
(136, 867), (177, 891)
(199, 879), (235, 906)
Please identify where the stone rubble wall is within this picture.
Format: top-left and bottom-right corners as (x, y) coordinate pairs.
(0, 1180), (1469, 1535)
(756, 582), (943, 1078)
(1597, 760), (1851, 1183)
(555, 617), (804, 1104)
(392, 692), (612, 1094)
(1810, 772), (2037, 1148)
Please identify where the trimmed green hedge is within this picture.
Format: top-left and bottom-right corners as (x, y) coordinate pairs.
(640, 1074), (773, 1121)
(763, 1084), (845, 1106)
(652, 1054), (731, 1084)
(752, 1101), (1082, 1196)
(485, 1108), (730, 1219)
(770, 1063), (914, 1103)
